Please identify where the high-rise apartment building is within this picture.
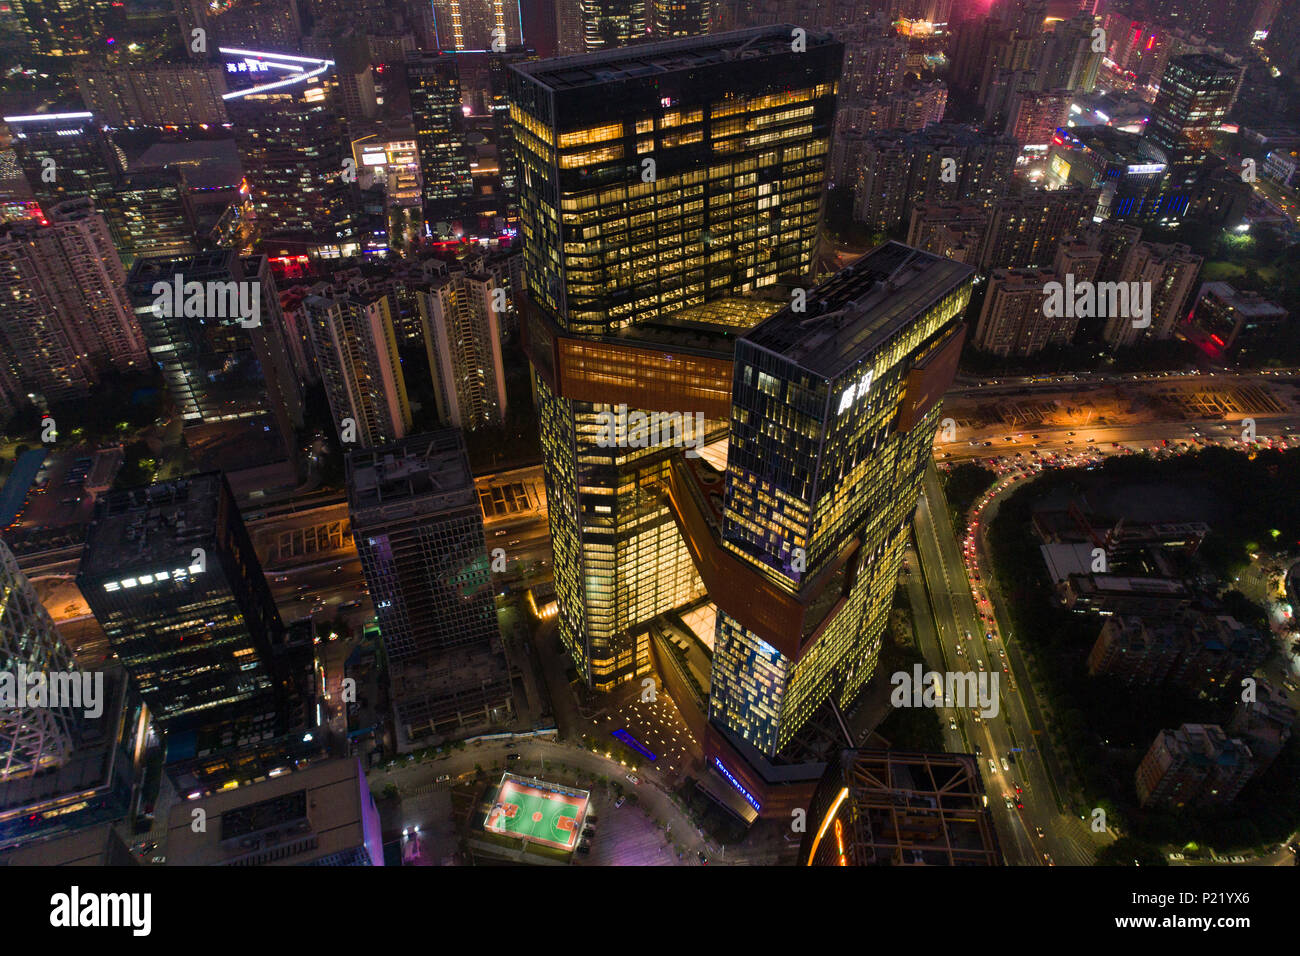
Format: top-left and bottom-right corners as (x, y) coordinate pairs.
(417, 270), (509, 430)
(346, 431), (515, 749)
(971, 266), (1084, 356)
(977, 187), (1098, 271)
(9, 0), (124, 56)
(1039, 14), (1102, 93)
(905, 200), (989, 266)
(1101, 241), (1202, 347)
(304, 279), (413, 450)
(512, 28), (841, 690)
(0, 198), (147, 406)
(77, 473), (285, 729)
(853, 124), (1018, 234)
(75, 64), (231, 128)
(581, 0), (649, 50)
(1136, 723), (1254, 809)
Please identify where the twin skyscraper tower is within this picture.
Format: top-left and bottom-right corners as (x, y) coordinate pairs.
(511, 27), (974, 812)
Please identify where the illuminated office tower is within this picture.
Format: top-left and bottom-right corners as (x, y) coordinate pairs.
(6, 112), (130, 251)
(104, 169), (198, 263)
(1141, 54), (1243, 222)
(228, 87), (353, 250)
(304, 281), (413, 449)
(9, 0), (123, 56)
(653, 0), (711, 37)
(0, 539), (81, 780)
(406, 51), (475, 221)
(431, 0), (524, 50)
(581, 0), (648, 50)
(706, 243), (972, 764)
(0, 198), (147, 405)
(417, 271), (509, 430)
(346, 431), (514, 749)
(512, 28), (841, 690)
(77, 473), (284, 728)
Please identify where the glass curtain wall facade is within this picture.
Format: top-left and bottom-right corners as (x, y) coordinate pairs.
(710, 243), (974, 757)
(510, 28), (841, 690)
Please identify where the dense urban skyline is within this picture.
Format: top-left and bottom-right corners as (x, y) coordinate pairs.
(0, 0), (1297, 899)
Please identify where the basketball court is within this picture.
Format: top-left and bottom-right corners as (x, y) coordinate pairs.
(484, 774), (589, 851)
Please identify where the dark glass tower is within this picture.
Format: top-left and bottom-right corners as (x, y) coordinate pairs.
(512, 27), (842, 690)
(406, 51), (475, 223)
(77, 473), (285, 728)
(346, 430), (514, 749)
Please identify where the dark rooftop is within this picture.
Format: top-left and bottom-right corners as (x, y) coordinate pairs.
(743, 242), (974, 378)
(513, 25), (836, 92)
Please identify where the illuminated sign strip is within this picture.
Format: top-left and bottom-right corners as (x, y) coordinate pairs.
(712, 756), (761, 812)
(217, 47), (335, 100)
(2, 112), (94, 124)
(806, 786), (850, 865)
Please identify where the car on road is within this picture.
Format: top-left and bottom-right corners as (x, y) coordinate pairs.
(1001, 757), (1009, 772)
(435, 774), (450, 783)
(506, 753), (520, 761)
(1013, 782), (1023, 794)
(614, 796), (626, 808)
(698, 852), (708, 865)
(990, 759), (999, 775)
(1035, 826), (1045, 839)
(1004, 796), (1015, 809)
(949, 717), (957, 730)
(1043, 853), (1054, 865)
(626, 773), (640, 784)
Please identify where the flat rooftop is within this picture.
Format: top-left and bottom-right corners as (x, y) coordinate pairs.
(513, 26), (836, 93)
(80, 473), (224, 575)
(164, 757), (374, 866)
(346, 430), (474, 517)
(743, 242), (973, 378)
